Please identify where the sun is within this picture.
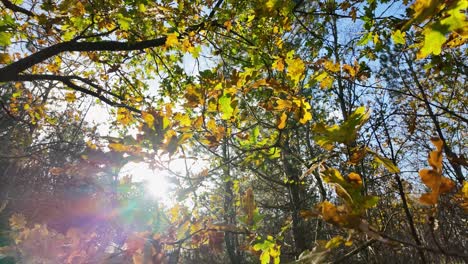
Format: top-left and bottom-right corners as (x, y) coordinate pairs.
(119, 157), (208, 204)
(119, 162), (171, 200)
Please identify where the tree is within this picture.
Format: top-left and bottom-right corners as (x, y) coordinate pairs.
(1, 0), (467, 263)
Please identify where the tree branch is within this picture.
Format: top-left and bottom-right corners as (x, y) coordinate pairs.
(0, 37), (168, 80)
(0, 0), (35, 17)
(14, 74), (141, 113)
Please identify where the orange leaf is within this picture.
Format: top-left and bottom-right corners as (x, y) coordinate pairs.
(300, 209), (319, 219)
(430, 137), (443, 151)
(319, 201), (343, 224)
(419, 168), (440, 190)
(439, 177), (455, 194)
(277, 112), (287, 129)
(348, 172), (362, 186)
(420, 192), (438, 205)
(428, 150), (442, 170)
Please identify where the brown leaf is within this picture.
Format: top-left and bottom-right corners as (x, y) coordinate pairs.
(349, 147), (367, 164)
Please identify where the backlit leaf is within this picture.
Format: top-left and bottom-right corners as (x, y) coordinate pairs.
(278, 112), (287, 129)
(65, 92), (76, 102)
(392, 30), (406, 45)
(0, 53), (11, 64)
(165, 32), (179, 47)
(218, 94), (234, 120)
(272, 57), (285, 71)
(325, 236), (344, 249)
(373, 154), (400, 173)
(285, 57), (305, 84)
(141, 111), (155, 128)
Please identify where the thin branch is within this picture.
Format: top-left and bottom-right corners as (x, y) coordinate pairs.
(14, 74), (141, 113)
(332, 240), (377, 263)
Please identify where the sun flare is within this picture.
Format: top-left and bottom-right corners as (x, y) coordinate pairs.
(120, 162), (170, 200)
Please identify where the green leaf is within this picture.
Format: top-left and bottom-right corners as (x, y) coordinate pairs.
(362, 195), (379, 209)
(251, 126), (259, 144)
(218, 94), (234, 120)
(417, 0), (468, 59)
(117, 14), (132, 30)
(0, 32), (11, 46)
(357, 32), (372, 46)
(372, 152), (400, 173)
(313, 106), (369, 148)
(418, 25), (446, 58)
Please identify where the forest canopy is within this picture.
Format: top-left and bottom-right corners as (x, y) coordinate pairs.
(0, 0), (467, 263)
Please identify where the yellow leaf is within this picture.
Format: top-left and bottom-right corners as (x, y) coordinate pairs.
(207, 118), (217, 131)
(242, 188), (257, 225)
(0, 53), (11, 64)
(74, 1), (86, 16)
(141, 111), (155, 128)
(47, 63), (60, 73)
(343, 64), (356, 77)
(326, 235), (344, 249)
(275, 99), (292, 110)
(175, 113), (191, 127)
(428, 150), (443, 170)
(117, 107), (133, 125)
(86, 140), (97, 150)
(319, 75), (334, 89)
(373, 154), (400, 173)
(408, 0), (442, 26)
(392, 30), (406, 45)
(285, 57), (305, 84)
(165, 32), (179, 47)
(299, 111), (312, 124)
(266, 0), (276, 10)
(462, 181), (468, 199)
(272, 57), (285, 71)
(324, 60), (340, 72)
(372, 33), (379, 45)
(65, 92), (76, 102)
(109, 142), (128, 152)
(224, 20), (232, 31)
(181, 38), (193, 53)
(260, 251), (270, 264)
(278, 112), (287, 129)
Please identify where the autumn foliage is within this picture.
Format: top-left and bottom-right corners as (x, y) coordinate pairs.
(0, 0), (467, 263)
